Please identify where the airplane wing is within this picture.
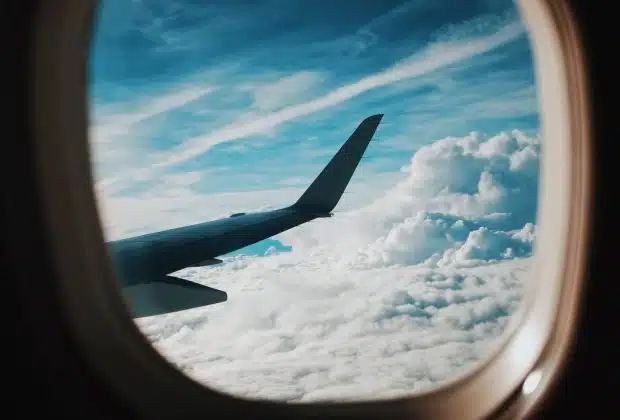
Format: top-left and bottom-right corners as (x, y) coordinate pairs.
(108, 114), (383, 318)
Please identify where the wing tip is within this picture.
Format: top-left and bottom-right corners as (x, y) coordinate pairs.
(364, 113), (384, 124)
(291, 113), (383, 214)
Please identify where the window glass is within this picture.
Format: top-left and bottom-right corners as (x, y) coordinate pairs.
(90, 0), (540, 402)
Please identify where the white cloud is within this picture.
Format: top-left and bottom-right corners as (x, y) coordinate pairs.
(278, 176), (312, 186)
(162, 171), (204, 187)
(142, 259), (527, 402)
(91, 84), (214, 145)
(131, 129), (540, 402)
(89, 84), (214, 180)
(250, 71), (325, 112)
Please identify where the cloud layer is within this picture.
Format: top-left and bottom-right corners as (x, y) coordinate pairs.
(135, 129), (540, 402)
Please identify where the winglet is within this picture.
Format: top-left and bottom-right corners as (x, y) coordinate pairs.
(292, 114), (383, 214)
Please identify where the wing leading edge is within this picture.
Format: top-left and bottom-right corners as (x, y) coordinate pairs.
(108, 114), (383, 318)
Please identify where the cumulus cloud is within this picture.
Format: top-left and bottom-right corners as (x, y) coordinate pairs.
(133, 129), (540, 402)
(278, 130), (539, 265)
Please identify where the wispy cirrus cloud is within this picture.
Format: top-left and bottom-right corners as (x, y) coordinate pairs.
(245, 71), (326, 112)
(91, 85), (214, 143)
(97, 18), (525, 192)
(90, 84), (214, 177)
(153, 23), (523, 169)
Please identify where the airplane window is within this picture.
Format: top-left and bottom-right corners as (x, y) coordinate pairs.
(90, 0), (540, 402)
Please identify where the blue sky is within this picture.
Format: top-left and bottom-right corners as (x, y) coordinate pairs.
(89, 0), (538, 239)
